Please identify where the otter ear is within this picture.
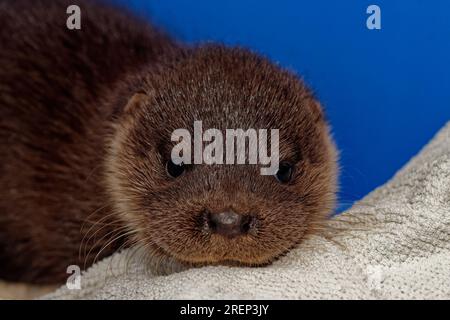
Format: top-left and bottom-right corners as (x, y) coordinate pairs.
(123, 92), (149, 114)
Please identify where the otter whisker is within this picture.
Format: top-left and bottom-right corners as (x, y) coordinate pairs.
(80, 216), (125, 262)
(92, 229), (139, 267)
(83, 224), (131, 268)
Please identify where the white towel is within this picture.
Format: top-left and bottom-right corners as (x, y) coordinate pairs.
(45, 122), (450, 299)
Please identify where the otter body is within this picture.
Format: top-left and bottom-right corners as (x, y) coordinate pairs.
(0, 0), (176, 283)
(0, 0), (338, 284)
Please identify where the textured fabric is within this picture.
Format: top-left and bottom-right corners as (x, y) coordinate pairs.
(45, 122), (450, 300)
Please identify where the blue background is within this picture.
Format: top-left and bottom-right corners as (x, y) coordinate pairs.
(115, 0), (450, 210)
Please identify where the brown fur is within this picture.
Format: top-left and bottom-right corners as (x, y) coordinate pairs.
(0, 0), (338, 284)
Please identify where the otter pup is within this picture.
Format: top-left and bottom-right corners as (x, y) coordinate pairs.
(0, 0), (338, 284)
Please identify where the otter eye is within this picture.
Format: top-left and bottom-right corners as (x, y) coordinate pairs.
(166, 160), (185, 178)
(275, 162), (294, 184)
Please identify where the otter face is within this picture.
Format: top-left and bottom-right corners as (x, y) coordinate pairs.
(107, 46), (338, 269)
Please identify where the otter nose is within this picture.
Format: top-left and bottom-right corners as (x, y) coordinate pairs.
(207, 211), (254, 238)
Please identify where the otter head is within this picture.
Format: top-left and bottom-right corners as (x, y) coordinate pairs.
(106, 46), (338, 271)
